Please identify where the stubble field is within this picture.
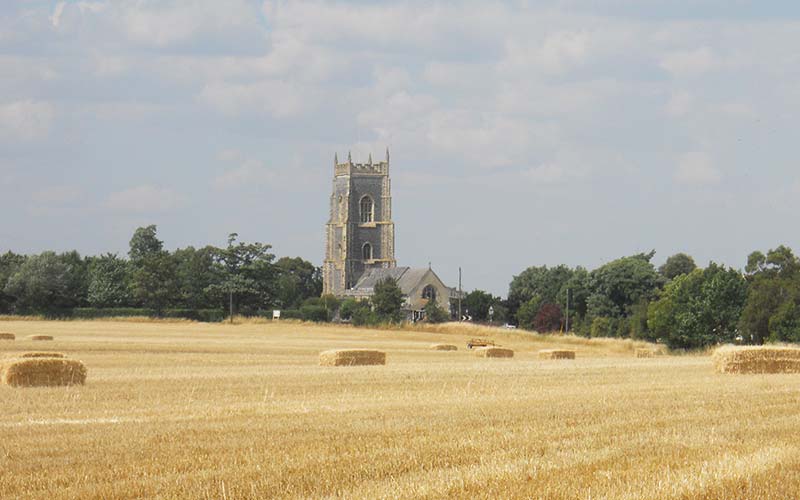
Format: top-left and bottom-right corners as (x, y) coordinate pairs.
(1, 319), (799, 499)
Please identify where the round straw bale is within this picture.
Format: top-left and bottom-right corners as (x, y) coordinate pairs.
(1, 358), (87, 387)
(713, 345), (800, 374)
(319, 349), (386, 366)
(635, 348), (655, 358)
(475, 347), (514, 358)
(20, 352), (66, 358)
(28, 335), (54, 341)
(538, 349), (576, 360)
(430, 343), (458, 351)
(0, 333), (15, 340)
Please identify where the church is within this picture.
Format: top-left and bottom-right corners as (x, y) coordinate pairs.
(322, 149), (459, 321)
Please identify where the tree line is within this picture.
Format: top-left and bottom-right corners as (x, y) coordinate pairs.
(0, 226), (323, 320)
(464, 246), (800, 349)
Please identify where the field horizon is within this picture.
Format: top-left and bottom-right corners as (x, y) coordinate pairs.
(1, 319), (798, 499)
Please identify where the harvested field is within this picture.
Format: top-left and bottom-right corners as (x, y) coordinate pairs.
(538, 348), (576, 359)
(20, 352), (66, 358)
(636, 348), (656, 358)
(28, 335), (53, 341)
(0, 319), (799, 499)
(474, 346), (514, 358)
(712, 345), (800, 374)
(1, 358), (86, 387)
(430, 343), (458, 351)
(0, 333), (14, 340)
(319, 349), (386, 366)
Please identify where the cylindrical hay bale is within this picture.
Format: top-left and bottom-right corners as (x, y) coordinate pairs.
(430, 344), (458, 351)
(538, 349), (576, 360)
(319, 349), (386, 366)
(1, 358), (87, 387)
(635, 348), (655, 358)
(475, 347), (514, 358)
(20, 352), (66, 358)
(0, 333), (15, 340)
(28, 335), (54, 341)
(713, 346), (800, 374)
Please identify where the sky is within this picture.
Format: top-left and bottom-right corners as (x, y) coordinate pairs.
(2, 1), (800, 297)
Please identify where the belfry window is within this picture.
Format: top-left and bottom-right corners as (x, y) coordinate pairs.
(422, 285), (436, 301)
(362, 243), (372, 260)
(360, 196), (374, 223)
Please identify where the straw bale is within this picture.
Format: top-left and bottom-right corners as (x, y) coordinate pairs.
(29, 335), (54, 341)
(319, 349), (386, 366)
(713, 345), (800, 374)
(20, 352), (66, 358)
(1, 358), (87, 387)
(635, 348), (656, 358)
(0, 333), (14, 340)
(538, 349), (576, 360)
(430, 344), (458, 351)
(475, 347), (514, 358)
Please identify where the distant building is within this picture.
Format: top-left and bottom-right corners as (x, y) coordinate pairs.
(322, 149), (459, 320)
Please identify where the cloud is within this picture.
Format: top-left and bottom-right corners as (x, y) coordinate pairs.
(105, 185), (187, 213)
(499, 30), (590, 75)
(674, 152), (721, 185)
(522, 163), (573, 184)
(213, 159), (276, 190)
(50, 2), (67, 28)
(660, 47), (716, 76)
(32, 185), (83, 206)
(198, 80), (315, 117)
(665, 91), (693, 117)
(0, 100), (55, 142)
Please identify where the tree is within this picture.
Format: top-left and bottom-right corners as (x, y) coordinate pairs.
(87, 253), (131, 307)
(372, 277), (404, 322)
(207, 233), (276, 318)
(659, 253), (697, 280)
(174, 246), (219, 309)
(647, 264), (748, 349)
(739, 245), (800, 344)
(274, 257), (322, 309)
(587, 252), (664, 320)
(4, 252), (76, 313)
(463, 289), (504, 322)
(533, 303), (563, 332)
(424, 298), (449, 323)
(516, 296), (543, 329)
(128, 226), (178, 314)
(508, 265), (573, 315)
(0, 252), (25, 313)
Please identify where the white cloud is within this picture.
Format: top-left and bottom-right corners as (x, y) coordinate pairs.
(32, 185), (83, 206)
(50, 2), (67, 28)
(198, 80), (315, 118)
(522, 163), (571, 184)
(213, 159), (276, 190)
(105, 185), (187, 213)
(665, 91), (693, 117)
(499, 30), (590, 75)
(674, 152), (721, 185)
(660, 47), (716, 76)
(0, 100), (55, 142)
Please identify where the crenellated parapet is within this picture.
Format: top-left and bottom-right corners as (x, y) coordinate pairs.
(333, 149), (390, 177)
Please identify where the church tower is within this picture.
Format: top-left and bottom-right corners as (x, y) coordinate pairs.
(323, 148), (396, 296)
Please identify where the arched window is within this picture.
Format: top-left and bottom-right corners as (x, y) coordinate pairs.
(362, 242), (372, 260)
(360, 196), (374, 223)
(422, 285), (436, 301)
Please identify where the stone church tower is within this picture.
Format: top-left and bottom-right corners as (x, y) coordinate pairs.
(323, 149), (396, 296)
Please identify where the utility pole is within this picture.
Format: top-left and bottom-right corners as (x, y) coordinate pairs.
(458, 267), (463, 321)
(565, 288), (570, 333)
(229, 289), (234, 324)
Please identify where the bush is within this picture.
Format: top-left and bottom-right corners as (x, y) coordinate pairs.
(278, 309), (303, 320)
(352, 306), (379, 327)
(590, 316), (612, 337)
(339, 298), (359, 320)
(533, 303), (562, 332)
(424, 300), (449, 323)
(71, 307), (225, 322)
(300, 305), (329, 322)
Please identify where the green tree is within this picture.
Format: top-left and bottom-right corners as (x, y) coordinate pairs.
(0, 252), (25, 312)
(4, 251), (76, 313)
(207, 233), (276, 317)
(372, 277), (404, 322)
(739, 245), (800, 344)
(587, 251), (664, 321)
(87, 253), (131, 307)
(508, 265), (573, 314)
(274, 257), (322, 309)
(424, 299), (449, 323)
(515, 295), (543, 329)
(659, 253), (697, 280)
(647, 264), (747, 349)
(174, 246), (219, 309)
(463, 289), (505, 322)
(128, 226), (178, 314)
